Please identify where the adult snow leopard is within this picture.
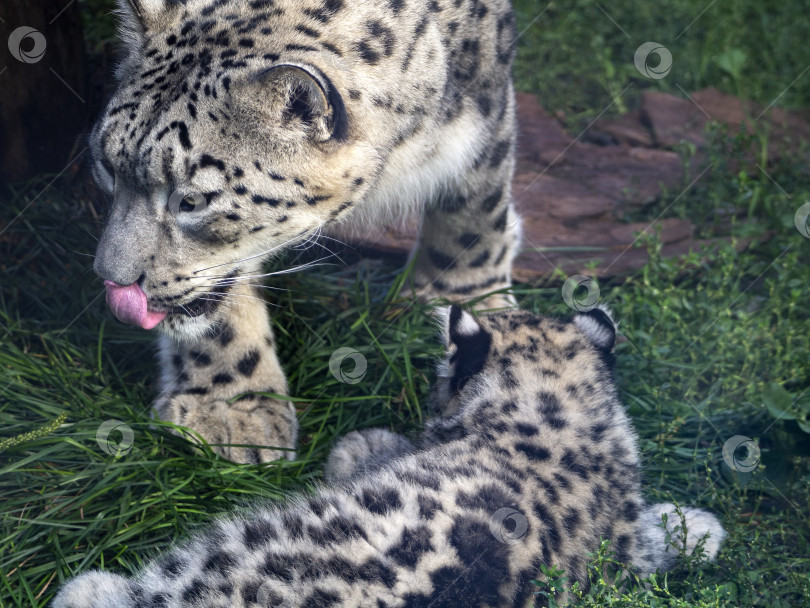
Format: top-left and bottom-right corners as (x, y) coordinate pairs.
(53, 305), (725, 608)
(91, 0), (522, 463)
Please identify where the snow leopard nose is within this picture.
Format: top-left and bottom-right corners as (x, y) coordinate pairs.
(94, 226), (149, 286)
(94, 248), (145, 286)
(94, 186), (160, 286)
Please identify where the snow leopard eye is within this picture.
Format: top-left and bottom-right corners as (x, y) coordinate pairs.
(168, 190), (208, 216)
(179, 194), (203, 212)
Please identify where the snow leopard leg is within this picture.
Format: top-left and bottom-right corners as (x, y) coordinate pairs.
(51, 571), (135, 608)
(632, 503), (726, 576)
(324, 428), (414, 482)
(153, 284), (297, 464)
(409, 84), (521, 311)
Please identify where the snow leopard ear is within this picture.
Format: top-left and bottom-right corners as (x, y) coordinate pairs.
(573, 305), (616, 352)
(254, 64), (349, 142)
(436, 305), (493, 393)
(117, 0), (179, 35)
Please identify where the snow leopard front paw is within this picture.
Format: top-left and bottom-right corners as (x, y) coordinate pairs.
(156, 394), (297, 464)
(324, 428), (413, 482)
(52, 571), (134, 608)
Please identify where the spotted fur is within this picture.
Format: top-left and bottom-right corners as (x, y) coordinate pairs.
(91, 0), (522, 461)
(53, 306), (725, 608)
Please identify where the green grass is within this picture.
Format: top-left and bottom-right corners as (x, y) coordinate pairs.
(2, 0), (810, 606)
(511, 0), (810, 125)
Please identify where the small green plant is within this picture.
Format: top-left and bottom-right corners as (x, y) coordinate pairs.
(532, 563), (570, 607)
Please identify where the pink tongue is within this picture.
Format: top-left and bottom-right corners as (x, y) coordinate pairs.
(104, 280), (167, 330)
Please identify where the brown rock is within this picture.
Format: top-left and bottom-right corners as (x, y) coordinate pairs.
(590, 110), (654, 147)
(331, 91), (779, 283)
(512, 173), (617, 220)
(642, 90), (709, 148)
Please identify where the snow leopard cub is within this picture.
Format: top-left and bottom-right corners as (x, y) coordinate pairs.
(53, 306), (725, 608)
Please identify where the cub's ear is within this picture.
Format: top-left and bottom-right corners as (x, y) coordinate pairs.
(117, 0), (177, 35)
(254, 64), (348, 142)
(435, 305), (492, 393)
(573, 305), (616, 352)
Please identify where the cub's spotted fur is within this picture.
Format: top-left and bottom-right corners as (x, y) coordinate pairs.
(91, 0), (522, 461)
(54, 306), (725, 608)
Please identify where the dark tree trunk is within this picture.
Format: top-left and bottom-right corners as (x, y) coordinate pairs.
(0, 0), (88, 182)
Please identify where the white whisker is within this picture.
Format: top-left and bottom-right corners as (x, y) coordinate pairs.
(193, 293), (269, 306)
(195, 257), (332, 282)
(299, 233), (349, 266)
(291, 225), (324, 252)
(192, 227), (319, 275)
(229, 261), (333, 281)
(239, 283), (291, 292)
